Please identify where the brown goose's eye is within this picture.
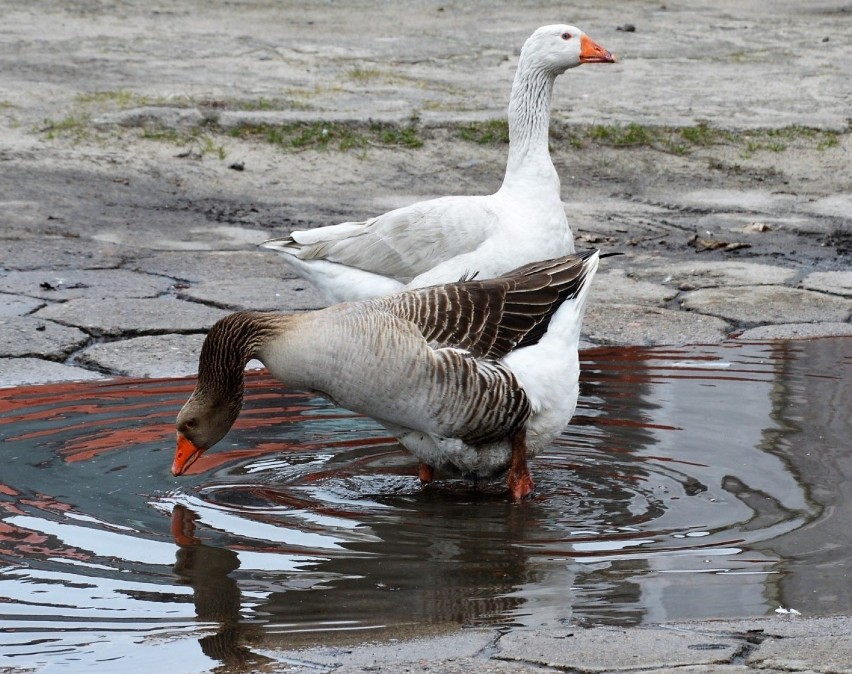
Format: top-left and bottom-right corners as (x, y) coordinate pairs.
(561, 32), (572, 40)
(185, 418), (197, 429)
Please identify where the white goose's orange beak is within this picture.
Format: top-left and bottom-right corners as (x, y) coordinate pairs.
(580, 34), (617, 64)
(172, 432), (203, 476)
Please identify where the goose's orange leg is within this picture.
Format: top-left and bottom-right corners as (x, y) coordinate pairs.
(507, 429), (534, 501)
(170, 504), (200, 546)
(418, 462), (435, 484)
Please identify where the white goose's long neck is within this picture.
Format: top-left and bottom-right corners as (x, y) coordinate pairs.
(501, 62), (559, 192)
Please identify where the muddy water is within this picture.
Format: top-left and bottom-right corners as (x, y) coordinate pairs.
(0, 338), (849, 671)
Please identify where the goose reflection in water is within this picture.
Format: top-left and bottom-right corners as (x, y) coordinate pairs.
(170, 504), (271, 669)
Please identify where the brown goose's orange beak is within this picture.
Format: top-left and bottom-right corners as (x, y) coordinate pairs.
(172, 432), (202, 476)
(580, 34), (617, 64)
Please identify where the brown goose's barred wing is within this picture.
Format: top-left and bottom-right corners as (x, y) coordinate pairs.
(508, 250), (599, 350)
(374, 251), (598, 360)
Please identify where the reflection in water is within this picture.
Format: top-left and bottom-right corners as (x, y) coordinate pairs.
(171, 505), (271, 668)
(756, 339), (852, 612)
(0, 338), (849, 673)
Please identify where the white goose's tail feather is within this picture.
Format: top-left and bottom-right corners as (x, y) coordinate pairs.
(261, 222), (407, 303)
(501, 250), (599, 433)
(536, 249), (598, 346)
(261, 221), (369, 259)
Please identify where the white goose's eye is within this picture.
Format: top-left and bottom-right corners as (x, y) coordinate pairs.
(561, 32), (572, 40)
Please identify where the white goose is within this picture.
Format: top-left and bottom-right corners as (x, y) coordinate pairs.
(172, 250), (600, 500)
(261, 26), (615, 303)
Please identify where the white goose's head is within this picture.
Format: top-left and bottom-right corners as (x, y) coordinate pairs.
(520, 24), (617, 74)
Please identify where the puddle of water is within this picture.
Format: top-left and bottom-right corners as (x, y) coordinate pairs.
(0, 338), (850, 671)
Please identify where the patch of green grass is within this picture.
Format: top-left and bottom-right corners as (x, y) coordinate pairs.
(372, 122), (424, 148)
(760, 125), (840, 151)
(548, 126), (585, 149)
(663, 141), (690, 155)
(454, 119), (844, 157)
(741, 139), (761, 157)
(39, 113), (92, 140)
(764, 125), (816, 140)
(267, 123), (365, 151)
(38, 98), (847, 165)
(678, 122), (730, 146)
(75, 90), (140, 107)
(140, 125), (185, 142)
(227, 120), (423, 152)
(749, 125), (841, 152)
(74, 90), (195, 110)
(587, 122), (658, 147)
(457, 119), (510, 144)
(196, 96), (312, 111)
(201, 135), (227, 159)
(347, 66), (384, 82)
(420, 99), (473, 113)
(817, 134), (839, 150)
(569, 122), (840, 157)
(346, 67), (428, 89)
(736, 126), (831, 157)
(148, 94), (196, 108)
(137, 123), (227, 159)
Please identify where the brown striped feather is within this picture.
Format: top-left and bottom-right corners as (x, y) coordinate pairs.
(375, 250), (597, 360)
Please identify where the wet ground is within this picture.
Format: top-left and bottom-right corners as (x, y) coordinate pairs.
(1, 338), (849, 672)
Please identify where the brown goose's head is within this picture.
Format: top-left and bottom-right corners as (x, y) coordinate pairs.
(171, 311), (277, 476)
(172, 390), (241, 476)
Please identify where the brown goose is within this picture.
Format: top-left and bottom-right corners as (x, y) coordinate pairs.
(172, 250), (600, 500)
(261, 25), (616, 303)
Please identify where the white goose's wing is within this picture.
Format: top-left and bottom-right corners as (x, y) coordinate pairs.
(262, 194), (498, 284)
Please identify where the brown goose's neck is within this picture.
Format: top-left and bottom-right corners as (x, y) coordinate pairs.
(197, 311), (285, 399)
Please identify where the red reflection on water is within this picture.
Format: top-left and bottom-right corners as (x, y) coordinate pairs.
(1, 371), (398, 479)
(0, 377), (193, 463)
(0, 481), (92, 562)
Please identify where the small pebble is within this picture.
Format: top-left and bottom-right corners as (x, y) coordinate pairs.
(617, 23), (636, 32)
